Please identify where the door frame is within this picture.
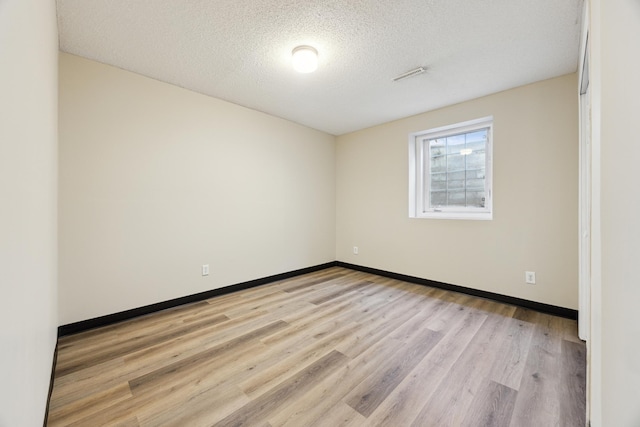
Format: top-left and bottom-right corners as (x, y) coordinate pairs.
(578, 1), (591, 343)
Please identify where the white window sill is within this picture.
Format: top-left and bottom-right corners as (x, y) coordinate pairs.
(410, 211), (493, 220)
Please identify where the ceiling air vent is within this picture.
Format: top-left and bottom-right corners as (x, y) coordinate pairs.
(393, 67), (427, 82)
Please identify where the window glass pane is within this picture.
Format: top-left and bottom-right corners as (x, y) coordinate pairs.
(430, 153), (446, 173)
(429, 138), (446, 156)
(447, 170), (465, 181)
(468, 168), (486, 179)
(431, 178), (447, 191)
(430, 191), (446, 206)
(446, 134), (465, 154)
(466, 191), (486, 208)
(422, 124), (490, 211)
(431, 172), (447, 182)
(466, 152), (485, 170)
(466, 141), (486, 152)
(447, 191), (466, 206)
(465, 130), (487, 144)
(447, 154), (464, 172)
(447, 178), (465, 190)
(466, 178), (485, 190)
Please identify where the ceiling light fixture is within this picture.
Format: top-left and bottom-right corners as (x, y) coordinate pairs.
(292, 45), (318, 73)
(393, 66), (427, 82)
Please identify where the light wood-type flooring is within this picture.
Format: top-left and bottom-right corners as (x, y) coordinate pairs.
(48, 267), (586, 426)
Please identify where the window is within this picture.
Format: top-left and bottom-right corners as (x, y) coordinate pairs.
(409, 117), (493, 220)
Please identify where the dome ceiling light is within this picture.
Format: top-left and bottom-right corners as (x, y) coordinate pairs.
(292, 45), (318, 73)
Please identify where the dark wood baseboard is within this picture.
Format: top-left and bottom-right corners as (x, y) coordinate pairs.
(336, 261), (578, 320)
(58, 262), (338, 337)
(43, 340), (58, 427)
(58, 260), (577, 338)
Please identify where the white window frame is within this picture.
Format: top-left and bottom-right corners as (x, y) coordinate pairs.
(409, 116), (493, 220)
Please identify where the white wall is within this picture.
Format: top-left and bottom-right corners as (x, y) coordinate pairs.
(337, 74), (579, 309)
(590, 0), (640, 425)
(0, 0), (59, 425)
(58, 53), (336, 325)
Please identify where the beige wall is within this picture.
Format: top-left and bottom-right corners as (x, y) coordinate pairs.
(0, 0), (58, 425)
(590, 0), (640, 425)
(58, 53), (336, 325)
(336, 74), (578, 309)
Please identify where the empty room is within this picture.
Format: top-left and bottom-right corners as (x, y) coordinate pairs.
(2, 0), (639, 426)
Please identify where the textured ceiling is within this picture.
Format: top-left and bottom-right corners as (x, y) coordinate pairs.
(57, 0), (584, 135)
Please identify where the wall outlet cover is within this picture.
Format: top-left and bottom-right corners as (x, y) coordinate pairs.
(525, 271), (536, 284)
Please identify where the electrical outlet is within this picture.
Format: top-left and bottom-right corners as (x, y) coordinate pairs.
(353, 246), (359, 255)
(202, 264), (209, 276)
(525, 271), (536, 284)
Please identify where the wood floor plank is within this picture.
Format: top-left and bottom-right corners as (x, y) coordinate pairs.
(269, 290), (447, 427)
(267, 281), (404, 349)
(161, 313), (345, 412)
(509, 313), (567, 427)
(65, 341), (264, 426)
(57, 301), (211, 349)
(308, 280), (372, 305)
(559, 339), (587, 425)
(273, 275), (375, 328)
(460, 379), (518, 427)
(47, 267), (585, 427)
(128, 320), (289, 394)
(366, 307), (488, 427)
(267, 324), (408, 427)
(136, 382), (250, 427)
(222, 289), (315, 319)
(420, 292), (475, 333)
(51, 307), (269, 395)
(48, 357), (126, 411)
(307, 401), (367, 427)
(78, 343), (266, 426)
(65, 397), (140, 427)
(334, 286), (438, 358)
(213, 350), (349, 427)
(135, 331), (309, 412)
(488, 315), (536, 390)
(512, 306), (540, 323)
(55, 314), (230, 377)
(281, 272), (346, 293)
(344, 327), (442, 417)
(239, 321), (361, 397)
(47, 382), (133, 426)
(126, 300), (300, 372)
(262, 301), (355, 346)
(52, 308), (269, 399)
(409, 310), (514, 426)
